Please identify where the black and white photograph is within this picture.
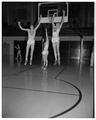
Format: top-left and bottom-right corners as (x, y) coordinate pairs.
(2, 1), (94, 118)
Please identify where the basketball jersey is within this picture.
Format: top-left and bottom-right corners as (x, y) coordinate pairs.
(27, 30), (35, 44)
(52, 29), (60, 43)
(52, 29), (59, 38)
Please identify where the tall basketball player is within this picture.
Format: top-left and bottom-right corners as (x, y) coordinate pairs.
(18, 16), (41, 65)
(50, 11), (65, 65)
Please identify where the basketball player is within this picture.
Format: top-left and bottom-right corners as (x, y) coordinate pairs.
(18, 16), (41, 65)
(42, 28), (49, 70)
(15, 44), (22, 63)
(50, 11), (65, 65)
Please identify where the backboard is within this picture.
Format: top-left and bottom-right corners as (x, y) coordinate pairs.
(38, 2), (69, 23)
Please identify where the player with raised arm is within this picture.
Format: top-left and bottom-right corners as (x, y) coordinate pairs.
(51, 11), (65, 65)
(18, 16), (41, 65)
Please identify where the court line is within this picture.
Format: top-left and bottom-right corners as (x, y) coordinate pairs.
(51, 82), (82, 118)
(54, 67), (65, 79)
(50, 67), (82, 118)
(3, 86), (79, 96)
(3, 65), (82, 118)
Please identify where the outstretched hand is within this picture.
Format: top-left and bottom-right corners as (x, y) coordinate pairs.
(39, 15), (42, 23)
(53, 13), (57, 17)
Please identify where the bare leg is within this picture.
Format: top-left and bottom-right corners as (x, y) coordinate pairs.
(16, 53), (19, 63)
(44, 55), (47, 70)
(42, 55), (46, 70)
(42, 55), (44, 69)
(24, 44), (30, 65)
(46, 55), (48, 67)
(44, 55), (46, 66)
(30, 44), (35, 65)
(19, 54), (22, 63)
(17, 53), (22, 64)
(45, 54), (48, 67)
(52, 42), (57, 65)
(57, 42), (60, 65)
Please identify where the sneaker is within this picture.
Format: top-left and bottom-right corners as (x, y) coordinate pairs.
(30, 62), (32, 65)
(42, 65), (45, 69)
(58, 60), (60, 66)
(24, 61), (27, 65)
(43, 67), (46, 70)
(53, 60), (57, 65)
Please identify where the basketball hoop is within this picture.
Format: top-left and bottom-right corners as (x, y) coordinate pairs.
(38, 2), (69, 23)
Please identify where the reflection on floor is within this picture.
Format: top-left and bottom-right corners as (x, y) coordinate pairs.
(2, 57), (94, 118)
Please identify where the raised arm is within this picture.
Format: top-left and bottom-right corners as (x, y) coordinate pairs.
(18, 21), (29, 31)
(52, 13), (56, 27)
(15, 45), (19, 50)
(59, 10), (65, 30)
(48, 14), (51, 23)
(34, 15), (42, 31)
